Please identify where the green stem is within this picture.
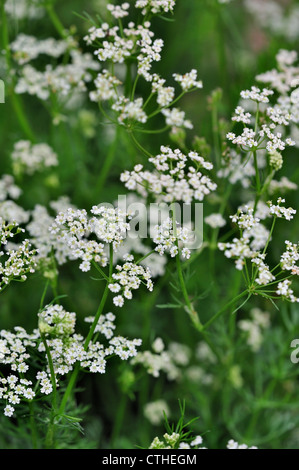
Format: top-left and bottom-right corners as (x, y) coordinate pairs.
(245, 378), (277, 441)
(29, 402), (38, 449)
(41, 332), (58, 448)
(96, 125), (121, 198)
(129, 131), (153, 158)
(147, 91), (186, 120)
(58, 246), (113, 416)
(136, 249), (156, 265)
(46, 2), (67, 39)
(171, 205), (203, 330)
(1, 2), (36, 141)
(202, 289), (249, 331)
(211, 97), (221, 169)
(253, 149), (261, 213)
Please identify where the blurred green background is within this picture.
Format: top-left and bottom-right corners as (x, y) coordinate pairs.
(1, 0), (299, 449)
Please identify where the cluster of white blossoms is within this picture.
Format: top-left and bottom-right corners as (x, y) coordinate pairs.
(121, 146), (216, 204)
(50, 205), (133, 272)
(0, 219), (37, 292)
(10, 34), (73, 65)
(153, 217), (192, 259)
(107, 2), (130, 18)
(0, 174), (22, 202)
(149, 432), (257, 450)
(11, 140), (58, 176)
(256, 50), (299, 96)
(131, 337), (191, 381)
(0, 239), (37, 291)
(227, 86), (296, 154)
(4, 0), (45, 20)
(84, 2), (201, 130)
(0, 305), (142, 417)
(218, 199), (299, 301)
(0, 327), (39, 416)
(109, 253), (153, 307)
(144, 399), (170, 426)
(280, 241), (299, 275)
(111, 96), (148, 125)
(269, 197), (296, 220)
(26, 197), (79, 270)
(204, 213), (226, 229)
(38, 306), (142, 374)
(135, 0), (176, 15)
(244, 0), (299, 42)
(14, 49), (100, 104)
(238, 308), (271, 352)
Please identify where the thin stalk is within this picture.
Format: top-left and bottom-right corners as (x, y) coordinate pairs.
(129, 131), (153, 158)
(29, 402), (38, 449)
(136, 249), (156, 265)
(1, 3), (35, 141)
(171, 205), (203, 330)
(58, 245), (114, 416)
(96, 125), (121, 197)
(41, 333), (58, 448)
(46, 2), (67, 39)
(147, 91), (186, 120)
(253, 149), (261, 213)
(202, 290), (249, 331)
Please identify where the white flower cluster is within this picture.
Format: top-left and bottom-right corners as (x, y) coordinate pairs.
(268, 197), (296, 220)
(89, 69), (121, 103)
(226, 440), (258, 450)
(38, 304), (76, 337)
(135, 0), (176, 15)
(0, 219), (37, 291)
(269, 177), (298, 195)
(15, 49), (100, 103)
(112, 96), (148, 125)
(219, 200), (299, 301)
(227, 67), (297, 156)
(0, 327), (39, 416)
(132, 337), (191, 381)
(144, 399), (170, 425)
(11, 140), (58, 176)
(238, 308), (271, 352)
(204, 213), (226, 229)
(25, 199), (79, 273)
(0, 307), (142, 417)
(85, 5), (200, 130)
(50, 205), (133, 272)
(256, 50), (299, 95)
(107, 2), (130, 18)
(0, 174), (22, 201)
(280, 241), (299, 275)
(121, 146), (216, 204)
(244, 0), (299, 42)
(38, 309), (142, 374)
(173, 69), (203, 92)
(149, 432), (257, 449)
(0, 239), (37, 291)
(153, 217), (192, 259)
(10, 34), (72, 65)
(0, 200), (30, 226)
(276, 279), (298, 303)
(109, 253), (153, 307)
(5, 0), (45, 20)
(218, 206), (270, 271)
